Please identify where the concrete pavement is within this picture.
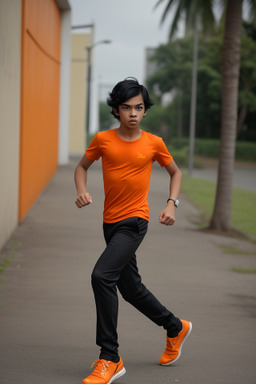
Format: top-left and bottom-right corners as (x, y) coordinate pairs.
(0, 161), (256, 384)
(192, 166), (256, 192)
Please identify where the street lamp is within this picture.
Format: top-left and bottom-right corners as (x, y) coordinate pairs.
(85, 40), (112, 147)
(188, 16), (199, 177)
(71, 24), (94, 30)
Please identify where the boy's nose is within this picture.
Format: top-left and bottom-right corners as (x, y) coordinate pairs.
(130, 109), (137, 116)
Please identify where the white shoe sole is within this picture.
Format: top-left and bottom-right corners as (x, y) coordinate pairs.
(108, 367), (126, 384)
(161, 322), (192, 366)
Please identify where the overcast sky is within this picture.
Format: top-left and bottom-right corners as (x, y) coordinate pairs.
(69, 0), (179, 84)
(68, 0), (183, 132)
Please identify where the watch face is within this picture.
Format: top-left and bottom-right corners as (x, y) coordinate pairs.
(175, 199), (180, 207)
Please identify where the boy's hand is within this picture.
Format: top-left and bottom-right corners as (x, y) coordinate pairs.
(75, 192), (92, 208)
(158, 205), (176, 226)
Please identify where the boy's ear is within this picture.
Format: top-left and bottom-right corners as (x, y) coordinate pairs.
(143, 109), (148, 117)
(113, 107), (119, 116)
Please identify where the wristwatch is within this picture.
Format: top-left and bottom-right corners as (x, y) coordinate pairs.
(167, 198), (180, 207)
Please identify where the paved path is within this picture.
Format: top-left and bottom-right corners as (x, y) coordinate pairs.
(0, 162), (256, 384)
(192, 166), (256, 192)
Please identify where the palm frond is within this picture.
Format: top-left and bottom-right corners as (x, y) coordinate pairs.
(155, 0), (178, 25)
(200, 0), (216, 31)
(154, 0), (217, 38)
(169, 0), (187, 37)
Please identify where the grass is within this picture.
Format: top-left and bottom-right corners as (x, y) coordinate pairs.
(181, 171), (256, 237)
(0, 241), (21, 277)
(220, 245), (256, 256)
(231, 268), (256, 274)
(0, 258), (11, 274)
(221, 247), (256, 273)
(0, 241), (21, 307)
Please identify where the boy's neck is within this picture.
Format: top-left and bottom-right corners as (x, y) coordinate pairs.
(116, 126), (142, 142)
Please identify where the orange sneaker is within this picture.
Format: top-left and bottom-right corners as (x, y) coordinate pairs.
(82, 356), (126, 384)
(160, 319), (192, 365)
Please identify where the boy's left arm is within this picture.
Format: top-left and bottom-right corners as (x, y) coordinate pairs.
(158, 160), (182, 226)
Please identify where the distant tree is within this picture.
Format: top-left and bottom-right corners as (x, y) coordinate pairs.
(155, 0), (256, 232)
(99, 102), (115, 131)
(147, 36), (194, 137)
(141, 103), (176, 142)
(147, 34), (222, 139)
(148, 22), (256, 140)
(196, 31), (222, 138)
(237, 24), (256, 137)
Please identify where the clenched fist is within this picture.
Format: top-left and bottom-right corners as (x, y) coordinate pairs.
(75, 192), (92, 208)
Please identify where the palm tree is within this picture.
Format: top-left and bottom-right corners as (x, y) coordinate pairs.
(156, 0), (256, 232)
(156, 0), (215, 36)
(210, 0), (243, 231)
(156, 0), (215, 175)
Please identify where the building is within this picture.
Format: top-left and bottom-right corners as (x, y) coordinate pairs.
(0, 0), (71, 250)
(69, 32), (92, 156)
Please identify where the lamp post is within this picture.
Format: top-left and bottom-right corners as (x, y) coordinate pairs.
(85, 40), (111, 147)
(188, 16), (199, 176)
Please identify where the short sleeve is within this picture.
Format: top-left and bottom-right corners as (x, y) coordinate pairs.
(85, 133), (102, 161)
(154, 138), (173, 167)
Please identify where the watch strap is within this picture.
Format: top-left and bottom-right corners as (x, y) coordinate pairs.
(167, 198), (176, 204)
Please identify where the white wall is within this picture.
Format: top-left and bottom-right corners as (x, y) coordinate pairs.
(58, 8), (72, 165)
(0, 0), (22, 250)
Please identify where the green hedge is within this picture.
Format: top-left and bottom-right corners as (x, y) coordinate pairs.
(195, 139), (219, 158)
(235, 141), (256, 161)
(169, 138), (256, 162)
(168, 145), (203, 168)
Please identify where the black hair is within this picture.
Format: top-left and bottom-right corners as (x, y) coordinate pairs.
(106, 77), (154, 120)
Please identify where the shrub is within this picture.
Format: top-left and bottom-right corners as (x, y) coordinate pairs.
(235, 142), (256, 161)
(168, 145), (203, 168)
(195, 139), (219, 158)
(169, 138), (256, 162)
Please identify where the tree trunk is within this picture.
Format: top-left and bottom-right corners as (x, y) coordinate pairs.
(210, 0), (243, 232)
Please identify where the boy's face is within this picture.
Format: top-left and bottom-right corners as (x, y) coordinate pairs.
(114, 94), (147, 129)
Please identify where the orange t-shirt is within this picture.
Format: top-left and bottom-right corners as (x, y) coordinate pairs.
(85, 129), (173, 223)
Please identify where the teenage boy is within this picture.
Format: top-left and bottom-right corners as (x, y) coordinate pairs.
(74, 78), (192, 384)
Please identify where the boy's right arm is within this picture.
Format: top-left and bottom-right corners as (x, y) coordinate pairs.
(74, 155), (94, 208)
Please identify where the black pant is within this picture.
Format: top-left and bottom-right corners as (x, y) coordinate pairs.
(91, 217), (182, 362)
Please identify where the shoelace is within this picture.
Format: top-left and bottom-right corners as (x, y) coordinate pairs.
(91, 359), (109, 376)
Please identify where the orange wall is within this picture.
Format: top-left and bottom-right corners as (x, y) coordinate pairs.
(19, 0), (61, 221)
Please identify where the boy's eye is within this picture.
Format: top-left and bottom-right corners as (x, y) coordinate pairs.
(121, 105), (144, 111)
